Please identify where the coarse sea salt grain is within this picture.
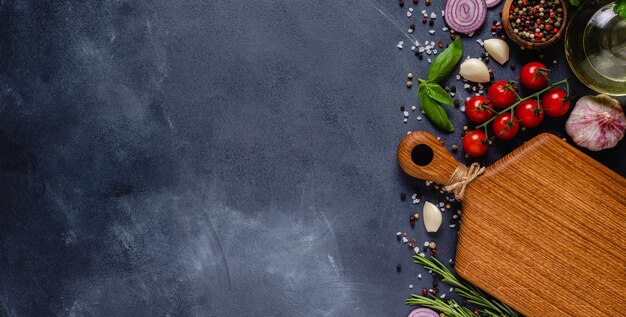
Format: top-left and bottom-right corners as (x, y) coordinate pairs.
(424, 241), (429, 247)
(460, 106), (466, 112)
(431, 12), (436, 19)
(426, 49), (432, 55)
(417, 116), (422, 121)
(408, 29), (414, 34)
(418, 47), (425, 53)
(411, 105), (416, 111)
(409, 7), (414, 12)
(409, 284), (413, 289)
(442, 10), (445, 16)
(429, 30), (435, 35)
(402, 237), (409, 243)
(407, 11), (412, 17)
(442, 27), (448, 31)
(433, 49), (438, 54)
(440, 294), (446, 299)
(403, 111), (409, 117)
(428, 58), (432, 63)
(476, 39), (484, 46)
(403, 118), (408, 123)
(418, 274), (422, 279)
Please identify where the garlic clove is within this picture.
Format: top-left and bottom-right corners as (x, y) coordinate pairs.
(423, 201), (442, 233)
(566, 94), (626, 151)
(484, 39), (509, 65)
(459, 58), (490, 83)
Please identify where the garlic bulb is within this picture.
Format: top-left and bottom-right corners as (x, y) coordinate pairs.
(565, 94), (625, 151)
(423, 201), (442, 233)
(459, 58), (490, 83)
(483, 39), (509, 65)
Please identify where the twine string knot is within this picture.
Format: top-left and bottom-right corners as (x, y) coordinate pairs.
(443, 163), (485, 200)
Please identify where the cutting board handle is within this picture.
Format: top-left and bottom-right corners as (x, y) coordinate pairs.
(397, 131), (463, 185)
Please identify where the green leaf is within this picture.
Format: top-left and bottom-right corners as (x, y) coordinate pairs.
(427, 36), (463, 83)
(420, 92), (454, 132)
(615, 0), (626, 18)
(569, 0), (580, 6)
(426, 83), (454, 106)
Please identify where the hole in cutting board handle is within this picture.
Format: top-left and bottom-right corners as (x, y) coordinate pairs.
(397, 131), (462, 185)
(411, 144), (434, 166)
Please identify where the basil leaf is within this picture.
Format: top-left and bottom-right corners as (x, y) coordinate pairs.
(426, 83), (454, 106)
(614, 0), (626, 18)
(427, 36), (462, 83)
(569, 0), (580, 6)
(420, 92), (454, 133)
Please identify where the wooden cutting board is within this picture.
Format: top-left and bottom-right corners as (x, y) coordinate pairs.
(397, 131), (626, 317)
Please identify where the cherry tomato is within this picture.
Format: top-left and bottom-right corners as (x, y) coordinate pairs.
(515, 99), (544, 128)
(520, 62), (549, 90)
(541, 88), (570, 117)
(465, 96), (494, 123)
(492, 113), (519, 140)
(487, 81), (517, 109)
(462, 130), (489, 157)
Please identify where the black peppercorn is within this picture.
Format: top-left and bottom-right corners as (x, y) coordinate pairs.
(400, 192), (406, 201)
(396, 264), (402, 272)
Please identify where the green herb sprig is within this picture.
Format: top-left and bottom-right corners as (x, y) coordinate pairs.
(407, 254), (521, 317)
(417, 36), (462, 133)
(615, 0), (626, 19)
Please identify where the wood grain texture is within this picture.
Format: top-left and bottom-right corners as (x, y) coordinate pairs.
(397, 131), (462, 185)
(397, 132), (626, 317)
(501, 0), (568, 49)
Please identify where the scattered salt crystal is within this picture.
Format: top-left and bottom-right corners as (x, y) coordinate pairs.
(415, 40), (420, 46)
(424, 241), (430, 247)
(430, 41), (435, 46)
(429, 30), (435, 35)
(439, 202), (444, 207)
(418, 47), (425, 53)
(450, 92), (455, 96)
(453, 215), (458, 219)
(450, 224), (456, 228)
(417, 116), (422, 121)
(442, 27), (448, 31)
(421, 10), (427, 14)
(431, 12), (436, 19)
(414, 247), (420, 253)
(476, 39), (484, 46)
(456, 74), (461, 80)
(418, 274), (422, 279)
(440, 294), (446, 299)
(397, 42), (404, 49)
(478, 89), (484, 94)
(465, 97), (470, 101)
(428, 58), (432, 63)
(409, 284), (414, 289)
(450, 287), (454, 292)
(441, 10), (445, 16)
(426, 49), (432, 55)
(411, 106), (416, 111)
(411, 45), (416, 51)
(419, 252), (426, 257)
(402, 237), (409, 243)
(409, 7), (414, 12)
(403, 111), (409, 117)
(421, 110), (425, 114)
(553, 60), (557, 64)
(403, 118), (408, 123)
(433, 49), (438, 54)
(407, 11), (412, 17)
(460, 106), (466, 112)
(412, 194), (417, 199)
(408, 29), (414, 34)
(396, 232), (402, 237)
(428, 270), (432, 274)
(436, 136), (441, 140)
(468, 31), (474, 37)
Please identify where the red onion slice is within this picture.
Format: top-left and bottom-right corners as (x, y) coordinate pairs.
(485, 0), (502, 8)
(408, 308), (440, 317)
(444, 0), (488, 34)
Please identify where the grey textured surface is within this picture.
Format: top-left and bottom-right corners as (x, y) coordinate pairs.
(0, 0), (624, 316)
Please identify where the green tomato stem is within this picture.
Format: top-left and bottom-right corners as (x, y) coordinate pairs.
(476, 78), (569, 130)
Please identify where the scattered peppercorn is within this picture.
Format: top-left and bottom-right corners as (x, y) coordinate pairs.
(406, 81), (413, 88)
(425, 0), (431, 5)
(429, 241), (436, 249)
(453, 99), (460, 107)
(408, 73), (413, 79)
(396, 264), (402, 272)
(413, 213), (419, 220)
(510, 63), (516, 70)
(422, 288), (428, 295)
(413, 0), (419, 4)
(408, 242), (414, 248)
(400, 192), (406, 200)
(429, 19), (434, 26)
(400, 105), (405, 111)
(399, 0), (405, 7)
(451, 144), (458, 151)
(422, 17), (428, 24)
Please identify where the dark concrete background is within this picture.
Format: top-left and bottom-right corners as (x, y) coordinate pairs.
(0, 0), (623, 316)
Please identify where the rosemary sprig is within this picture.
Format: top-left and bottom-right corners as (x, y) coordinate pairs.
(407, 255), (521, 317)
(406, 295), (475, 317)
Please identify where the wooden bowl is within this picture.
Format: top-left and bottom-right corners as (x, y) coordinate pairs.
(501, 0), (568, 49)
